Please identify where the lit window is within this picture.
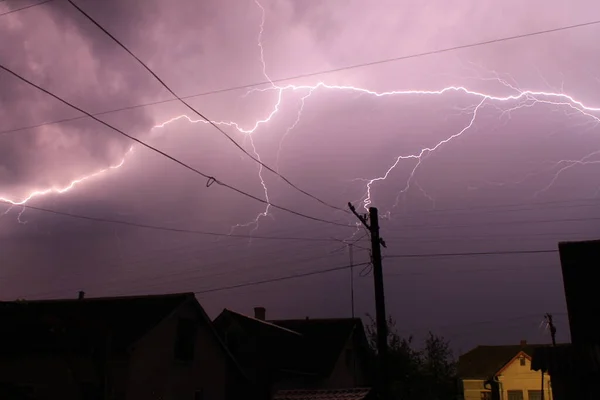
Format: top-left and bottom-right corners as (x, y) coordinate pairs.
(528, 390), (542, 400)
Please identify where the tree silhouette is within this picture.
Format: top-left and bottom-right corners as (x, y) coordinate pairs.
(365, 314), (458, 400)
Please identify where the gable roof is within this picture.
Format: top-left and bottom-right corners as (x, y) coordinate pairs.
(270, 318), (365, 377)
(0, 292), (191, 353)
(274, 388), (372, 400)
(458, 344), (546, 379)
(213, 309), (305, 376)
(214, 311), (370, 380)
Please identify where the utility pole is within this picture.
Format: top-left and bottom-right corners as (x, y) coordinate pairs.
(545, 313), (557, 346)
(348, 203), (388, 400)
(349, 243), (355, 319)
(540, 313), (557, 400)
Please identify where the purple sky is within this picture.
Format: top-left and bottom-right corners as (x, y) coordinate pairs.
(2, 0), (600, 353)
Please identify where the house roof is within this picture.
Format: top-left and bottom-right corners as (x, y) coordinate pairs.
(273, 388), (372, 400)
(270, 318), (365, 377)
(0, 292), (191, 353)
(213, 309), (307, 380)
(458, 344), (546, 379)
(214, 311), (369, 379)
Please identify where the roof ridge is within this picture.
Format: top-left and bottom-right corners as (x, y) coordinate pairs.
(3, 292), (194, 303)
(224, 309), (303, 336)
(270, 317), (361, 322)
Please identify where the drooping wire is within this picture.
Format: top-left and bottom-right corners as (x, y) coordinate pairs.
(0, 199), (353, 240)
(384, 249), (557, 258)
(194, 261), (371, 295)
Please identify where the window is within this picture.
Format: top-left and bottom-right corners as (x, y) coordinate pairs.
(528, 390), (542, 400)
(194, 389), (204, 400)
(507, 390), (523, 400)
(519, 355), (526, 366)
(480, 391), (492, 400)
(174, 318), (197, 362)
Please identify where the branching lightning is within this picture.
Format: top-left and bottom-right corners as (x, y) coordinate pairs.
(0, 147), (133, 207)
(4, 0), (600, 227)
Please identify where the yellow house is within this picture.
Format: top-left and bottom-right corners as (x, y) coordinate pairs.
(458, 341), (552, 400)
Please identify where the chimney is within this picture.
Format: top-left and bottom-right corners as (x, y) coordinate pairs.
(254, 307), (266, 321)
(520, 340), (527, 346)
(78, 291), (85, 300)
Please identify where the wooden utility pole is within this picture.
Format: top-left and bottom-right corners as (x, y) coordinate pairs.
(349, 243), (355, 319)
(540, 313), (557, 400)
(541, 368), (545, 400)
(348, 203), (388, 400)
(545, 313), (557, 346)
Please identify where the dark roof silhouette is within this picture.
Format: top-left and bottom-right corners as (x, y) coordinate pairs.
(214, 311), (370, 381)
(270, 318), (364, 377)
(0, 293), (193, 353)
(532, 344), (600, 373)
(213, 309), (306, 376)
(458, 344), (547, 379)
(274, 387), (372, 400)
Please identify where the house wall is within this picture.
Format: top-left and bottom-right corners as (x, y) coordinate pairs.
(125, 300), (234, 400)
(498, 356), (552, 400)
(323, 331), (368, 389)
(462, 379), (488, 400)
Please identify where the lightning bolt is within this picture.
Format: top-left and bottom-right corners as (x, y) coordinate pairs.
(0, 146), (133, 207)
(157, 80), (600, 211)
(226, 133), (272, 238)
(363, 97), (486, 210)
(5, 0), (600, 226)
(223, 0), (275, 235)
(16, 207), (27, 224)
(276, 87), (315, 171)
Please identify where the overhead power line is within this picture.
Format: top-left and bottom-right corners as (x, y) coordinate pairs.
(389, 197), (600, 217)
(0, 199), (350, 240)
(0, 0), (52, 17)
(66, 0), (345, 215)
(189, 247), (559, 295)
(0, 64), (351, 227)
(384, 249), (558, 258)
(4, 17), (600, 137)
(389, 214), (600, 230)
(194, 261), (371, 295)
